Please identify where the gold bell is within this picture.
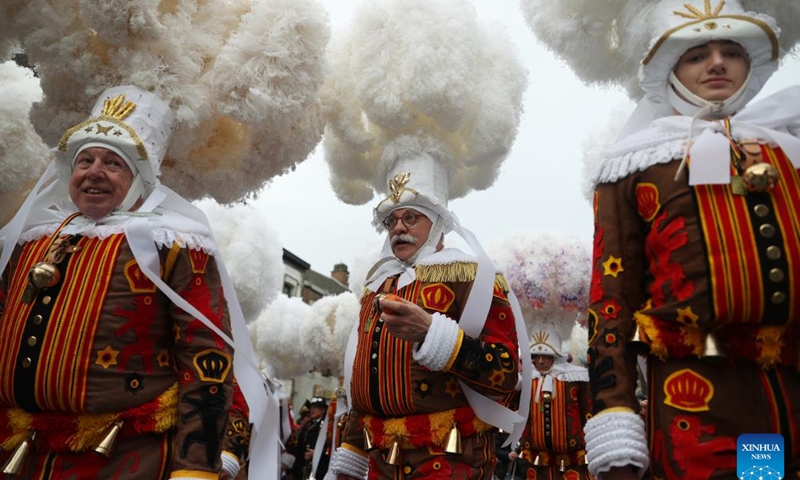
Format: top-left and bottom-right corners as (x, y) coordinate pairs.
(743, 162), (778, 192)
(384, 441), (401, 466)
(629, 327), (650, 355)
(701, 333), (726, 360)
(444, 423), (462, 454)
(95, 421), (123, 457)
(559, 458), (566, 472)
(363, 429), (375, 451)
(533, 455), (541, 466)
(2, 431), (35, 475)
(28, 262), (61, 289)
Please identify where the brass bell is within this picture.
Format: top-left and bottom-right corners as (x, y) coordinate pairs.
(701, 333), (726, 360)
(95, 420), (123, 457)
(28, 262), (61, 289)
(559, 457), (566, 472)
(2, 431), (35, 475)
(384, 441), (401, 465)
(533, 455), (541, 466)
(629, 326), (650, 355)
(743, 162), (778, 192)
(444, 423), (462, 454)
(363, 429), (375, 451)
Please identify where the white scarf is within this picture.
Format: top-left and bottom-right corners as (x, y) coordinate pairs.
(590, 86), (800, 189)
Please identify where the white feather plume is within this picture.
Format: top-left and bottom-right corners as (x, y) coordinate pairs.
(0, 61), (48, 195)
(488, 232), (592, 340)
(323, 0), (527, 205)
(519, 0), (800, 99)
(194, 198), (285, 324)
(5, 0), (330, 204)
(251, 294), (312, 379)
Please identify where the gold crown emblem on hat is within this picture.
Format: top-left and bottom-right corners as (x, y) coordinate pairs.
(193, 349), (232, 383)
(101, 93), (136, 120)
(531, 330), (550, 345)
(389, 172), (411, 203)
(674, 0), (725, 20)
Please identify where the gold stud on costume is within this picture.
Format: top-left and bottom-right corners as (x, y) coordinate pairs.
(2, 431), (35, 475)
(444, 423), (462, 454)
(95, 421), (124, 457)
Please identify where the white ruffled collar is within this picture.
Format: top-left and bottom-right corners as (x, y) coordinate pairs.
(587, 86), (800, 193)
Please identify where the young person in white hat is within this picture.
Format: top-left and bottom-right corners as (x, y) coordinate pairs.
(584, 1), (800, 479)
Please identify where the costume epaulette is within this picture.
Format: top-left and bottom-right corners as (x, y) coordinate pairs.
(494, 273), (509, 293)
(414, 248), (477, 283)
(415, 261), (477, 283)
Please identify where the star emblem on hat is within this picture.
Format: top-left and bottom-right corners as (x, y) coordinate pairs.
(95, 124), (114, 135)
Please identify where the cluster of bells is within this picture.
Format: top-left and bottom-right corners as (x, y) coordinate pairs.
(362, 423), (462, 466)
(1, 421), (123, 475)
(531, 454), (571, 472)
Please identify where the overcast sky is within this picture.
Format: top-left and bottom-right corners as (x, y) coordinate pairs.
(252, 0), (800, 277)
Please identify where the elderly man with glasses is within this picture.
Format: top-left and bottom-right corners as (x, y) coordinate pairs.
(328, 167), (527, 480)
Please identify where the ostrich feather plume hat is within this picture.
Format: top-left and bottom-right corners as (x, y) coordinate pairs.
(639, 0), (780, 113)
(57, 85), (174, 193)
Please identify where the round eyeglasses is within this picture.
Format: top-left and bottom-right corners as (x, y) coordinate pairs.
(382, 210), (424, 230)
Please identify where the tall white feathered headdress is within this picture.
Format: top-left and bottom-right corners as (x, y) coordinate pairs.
(0, 0), (330, 204)
(322, 0), (527, 228)
(519, 0), (800, 100)
(488, 232), (592, 358)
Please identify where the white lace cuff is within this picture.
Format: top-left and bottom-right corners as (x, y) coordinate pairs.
(220, 451), (240, 479)
(412, 312), (460, 371)
(281, 452), (296, 469)
(329, 446), (369, 479)
(584, 410), (649, 478)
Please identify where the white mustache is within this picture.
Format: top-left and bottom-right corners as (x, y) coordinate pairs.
(391, 233), (416, 246)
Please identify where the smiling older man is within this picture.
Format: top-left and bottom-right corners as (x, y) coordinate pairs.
(329, 164), (527, 480)
(0, 85), (258, 479)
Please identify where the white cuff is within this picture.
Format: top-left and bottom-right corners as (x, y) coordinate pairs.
(412, 312), (460, 371)
(281, 452), (296, 469)
(584, 410), (649, 478)
(220, 451), (240, 479)
(329, 447), (369, 479)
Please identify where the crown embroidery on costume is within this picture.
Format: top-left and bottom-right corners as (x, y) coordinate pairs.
(389, 172), (411, 203)
(101, 93), (136, 120)
(674, 0), (725, 20)
(193, 349), (232, 383)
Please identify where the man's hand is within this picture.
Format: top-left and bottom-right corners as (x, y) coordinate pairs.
(380, 296), (432, 343)
(508, 451), (519, 461)
(304, 446), (314, 460)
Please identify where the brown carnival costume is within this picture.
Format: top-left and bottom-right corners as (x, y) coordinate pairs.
(0, 86), (262, 479)
(583, 1), (800, 479)
(329, 161), (531, 480)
